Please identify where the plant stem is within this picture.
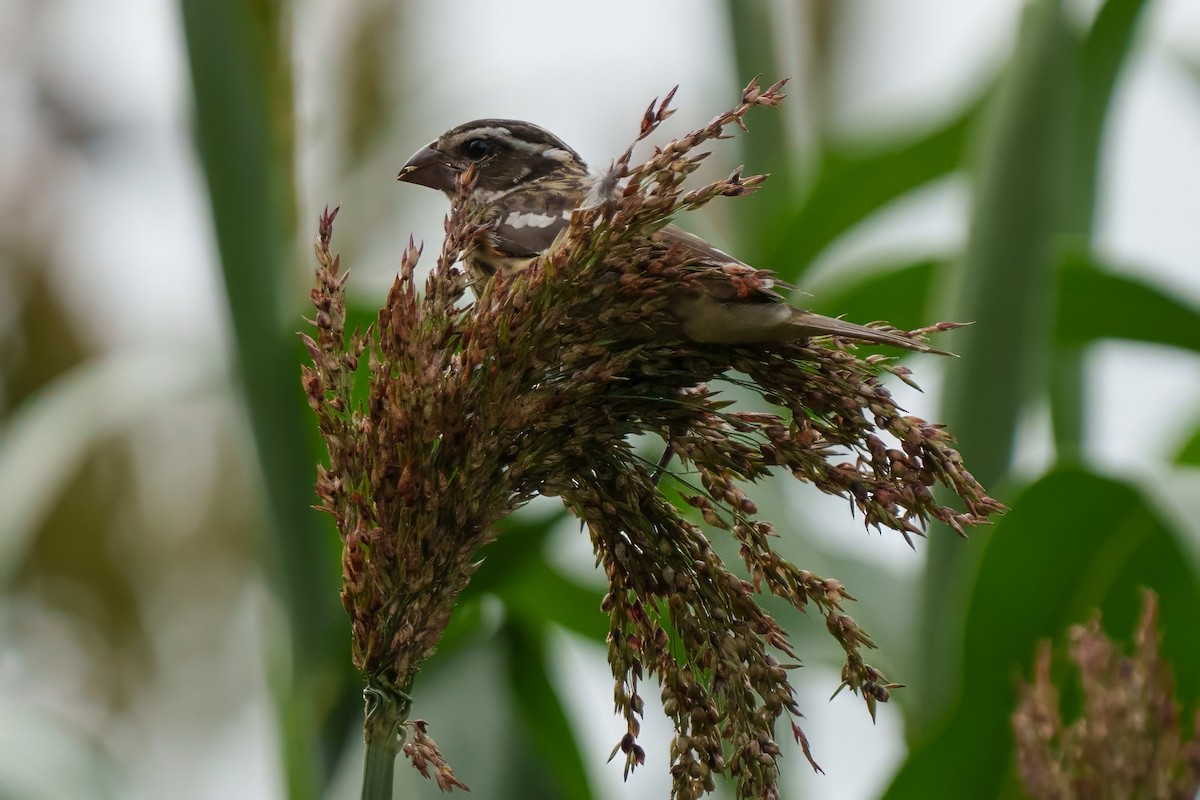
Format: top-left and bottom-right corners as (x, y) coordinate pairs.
(361, 680), (412, 800)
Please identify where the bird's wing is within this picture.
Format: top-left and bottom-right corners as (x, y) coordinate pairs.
(651, 224), (747, 268)
(648, 225), (945, 352)
(485, 189), (578, 257)
(650, 224), (791, 303)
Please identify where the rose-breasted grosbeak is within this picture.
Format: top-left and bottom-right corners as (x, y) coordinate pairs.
(398, 118), (943, 353)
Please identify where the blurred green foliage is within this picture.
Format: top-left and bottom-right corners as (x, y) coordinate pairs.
(180, 0), (354, 796)
(196, 0), (1196, 797)
(4, 0), (1195, 798)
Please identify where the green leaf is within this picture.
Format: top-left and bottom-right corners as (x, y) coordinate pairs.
(807, 259), (941, 332)
(1175, 421), (1200, 467)
(919, 0), (1080, 731)
(1062, 0), (1149, 231)
(463, 509), (567, 597)
(799, 248), (1200, 355)
(1050, 0), (1149, 458)
(884, 468), (1200, 799)
(761, 99), (982, 282)
(1057, 254), (1200, 352)
(460, 509), (607, 643)
(939, 0), (1078, 486)
(1079, 0), (1150, 159)
(722, 0), (793, 195)
(180, 1), (349, 796)
(501, 559), (608, 644)
(433, 597), (486, 658)
(346, 300), (379, 339)
(468, 510), (607, 643)
(502, 620), (596, 800)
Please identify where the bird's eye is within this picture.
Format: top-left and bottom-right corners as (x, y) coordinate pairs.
(465, 139), (491, 160)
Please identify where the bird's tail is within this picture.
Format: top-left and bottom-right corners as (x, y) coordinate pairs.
(788, 310), (952, 355)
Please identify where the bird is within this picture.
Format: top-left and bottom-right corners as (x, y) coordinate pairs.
(397, 118), (946, 354)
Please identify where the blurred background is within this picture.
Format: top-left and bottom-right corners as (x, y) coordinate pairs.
(2, 0), (1199, 798)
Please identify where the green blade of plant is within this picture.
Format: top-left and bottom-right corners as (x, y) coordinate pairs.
(499, 558), (607, 645)
(1074, 0), (1149, 221)
(806, 249), (1200, 354)
(937, 0), (1076, 484)
(1176, 422), (1200, 467)
(179, 1), (347, 796)
(918, 0), (1078, 731)
(1057, 254), (1200, 352)
(884, 467), (1200, 799)
(761, 99), (981, 282)
(461, 510), (607, 644)
(429, 597), (486, 658)
(807, 259), (941, 331)
(721, 0), (797, 256)
(1051, 0), (1149, 457)
(502, 620), (596, 800)
(722, 0), (793, 193)
(461, 510), (567, 596)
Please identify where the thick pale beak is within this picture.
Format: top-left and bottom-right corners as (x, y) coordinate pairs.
(396, 142), (457, 192)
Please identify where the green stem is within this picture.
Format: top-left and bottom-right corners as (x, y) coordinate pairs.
(361, 680), (412, 800)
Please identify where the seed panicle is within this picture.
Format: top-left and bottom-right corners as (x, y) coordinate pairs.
(304, 81), (1002, 798)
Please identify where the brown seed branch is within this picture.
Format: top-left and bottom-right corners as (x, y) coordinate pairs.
(1014, 591), (1200, 799)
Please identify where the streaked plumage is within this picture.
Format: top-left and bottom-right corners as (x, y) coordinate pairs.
(398, 119), (945, 353)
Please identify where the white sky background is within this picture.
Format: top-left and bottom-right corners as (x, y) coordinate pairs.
(4, 0), (1200, 798)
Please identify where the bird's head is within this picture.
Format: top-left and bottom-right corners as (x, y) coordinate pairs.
(397, 119), (588, 199)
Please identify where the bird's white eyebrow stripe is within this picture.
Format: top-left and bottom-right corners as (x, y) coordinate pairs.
(461, 126), (511, 140)
(502, 138), (569, 158)
(504, 210), (558, 229)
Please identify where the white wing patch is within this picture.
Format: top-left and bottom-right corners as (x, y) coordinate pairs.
(504, 210), (559, 229)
